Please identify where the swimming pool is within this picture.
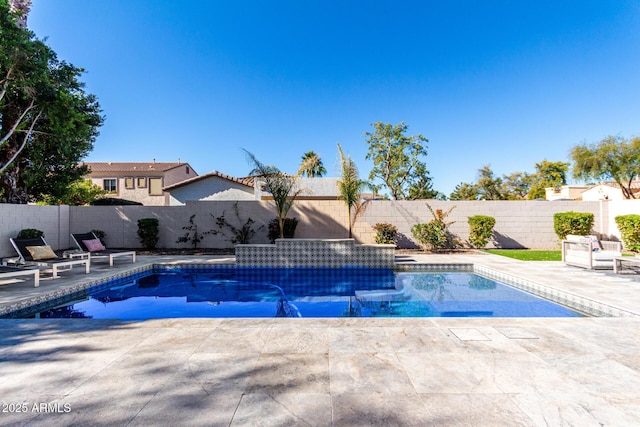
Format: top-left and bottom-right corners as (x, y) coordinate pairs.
(14, 267), (583, 319)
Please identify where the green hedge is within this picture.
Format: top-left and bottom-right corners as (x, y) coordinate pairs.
(553, 211), (594, 240)
(615, 214), (640, 252)
(137, 218), (159, 249)
(468, 215), (495, 248)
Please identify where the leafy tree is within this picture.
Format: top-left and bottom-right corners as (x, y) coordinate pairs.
(244, 149), (303, 239)
(527, 160), (569, 200)
(449, 182), (479, 200)
(406, 163), (445, 199)
(0, 0), (103, 203)
(502, 171), (532, 200)
(297, 151), (326, 177)
(40, 179), (105, 205)
(336, 143), (369, 238)
(364, 121), (430, 200)
(476, 165), (506, 200)
(570, 136), (640, 199)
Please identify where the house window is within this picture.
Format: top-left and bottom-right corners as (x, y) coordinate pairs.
(136, 177), (147, 188)
(149, 177), (163, 196)
(186, 166), (190, 174)
(103, 179), (117, 193)
(124, 177), (134, 189)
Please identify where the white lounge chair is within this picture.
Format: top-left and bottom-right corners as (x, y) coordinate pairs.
(71, 232), (136, 267)
(8, 236), (90, 278)
(0, 265), (40, 287)
(561, 235), (622, 270)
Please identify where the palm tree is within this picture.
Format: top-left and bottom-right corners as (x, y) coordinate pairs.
(244, 149), (303, 239)
(336, 144), (370, 238)
(297, 151), (327, 177)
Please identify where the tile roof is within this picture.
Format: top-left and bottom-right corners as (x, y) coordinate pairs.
(83, 162), (189, 173)
(163, 170), (255, 191)
(592, 180), (640, 192)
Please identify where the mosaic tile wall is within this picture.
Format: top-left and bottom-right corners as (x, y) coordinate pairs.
(235, 239), (395, 268)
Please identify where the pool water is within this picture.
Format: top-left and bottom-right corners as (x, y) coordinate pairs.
(27, 267), (582, 319)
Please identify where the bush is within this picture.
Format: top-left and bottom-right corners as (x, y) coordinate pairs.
(468, 215), (496, 248)
(17, 228), (44, 238)
(411, 204), (458, 251)
(553, 211), (594, 240)
(267, 217), (298, 243)
(137, 218), (159, 249)
(373, 223), (398, 245)
(615, 214), (640, 252)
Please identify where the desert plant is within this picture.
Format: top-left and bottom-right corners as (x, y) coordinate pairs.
(137, 218), (159, 249)
(411, 204), (458, 251)
(467, 215), (496, 248)
(244, 149), (304, 239)
(553, 211), (594, 240)
(17, 228), (44, 238)
(212, 203), (263, 244)
(373, 223), (398, 245)
(615, 214), (640, 252)
(337, 143), (370, 238)
(267, 217), (299, 243)
(176, 214), (210, 249)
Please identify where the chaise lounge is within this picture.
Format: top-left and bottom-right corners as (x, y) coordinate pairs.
(0, 265), (40, 287)
(71, 232), (136, 267)
(561, 235), (622, 270)
(8, 236), (90, 278)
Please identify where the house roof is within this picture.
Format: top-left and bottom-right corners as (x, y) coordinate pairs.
(587, 180), (640, 193)
(163, 170), (255, 191)
(83, 162), (191, 173)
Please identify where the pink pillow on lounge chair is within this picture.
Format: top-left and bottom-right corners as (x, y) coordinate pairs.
(83, 238), (106, 252)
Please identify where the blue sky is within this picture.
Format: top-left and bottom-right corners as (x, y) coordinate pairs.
(28, 1), (640, 196)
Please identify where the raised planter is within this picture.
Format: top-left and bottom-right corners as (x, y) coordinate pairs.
(235, 238), (395, 268)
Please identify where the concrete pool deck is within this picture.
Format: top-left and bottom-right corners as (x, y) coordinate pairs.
(0, 252), (639, 426)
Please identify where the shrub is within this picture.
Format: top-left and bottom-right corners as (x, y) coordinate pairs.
(553, 211), (594, 240)
(615, 214), (640, 252)
(17, 228), (44, 238)
(373, 223), (398, 245)
(90, 197), (142, 206)
(467, 215), (496, 248)
(91, 229), (106, 246)
(137, 218), (159, 249)
(267, 217), (298, 243)
(176, 214), (210, 249)
(411, 204), (458, 251)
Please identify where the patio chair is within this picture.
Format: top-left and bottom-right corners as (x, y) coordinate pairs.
(0, 265), (40, 287)
(561, 235), (622, 270)
(8, 236), (90, 279)
(71, 232), (136, 267)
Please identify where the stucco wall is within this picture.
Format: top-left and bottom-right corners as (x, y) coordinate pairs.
(169, 177), (254, 206)
(0, 199), (632, 259)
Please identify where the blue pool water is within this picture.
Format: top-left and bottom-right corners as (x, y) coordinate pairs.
(22, 267), (582, 319)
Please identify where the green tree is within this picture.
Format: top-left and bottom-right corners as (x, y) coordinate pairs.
(0, 0), (103, 203)
(527, 160), (569, 200)
(364, 121), (430, 200)
(476, 165), (506, 200)
(297, 151), (326, 177)
(449, 182), (479, 200)
(40, 179), (106, 205)
(502, 171), (532, 200)
(406, 163), (445, 199)
(570, 136), (640, 199)
(244, 149), (303, 239)
(336, 143), (369, 238)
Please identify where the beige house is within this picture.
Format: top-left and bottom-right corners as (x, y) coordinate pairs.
(581, 181), (640, 201)
(83, 161), (198, 206)
(544, 185), (590, 201)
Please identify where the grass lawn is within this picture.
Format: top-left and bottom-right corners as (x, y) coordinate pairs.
(483, 249), (562, 261)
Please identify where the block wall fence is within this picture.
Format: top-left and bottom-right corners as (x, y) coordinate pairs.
(0, 199), (639, 258)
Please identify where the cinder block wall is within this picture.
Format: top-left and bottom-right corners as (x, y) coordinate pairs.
(351, 200), (604, 249)
(0, 199), (633, 258)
